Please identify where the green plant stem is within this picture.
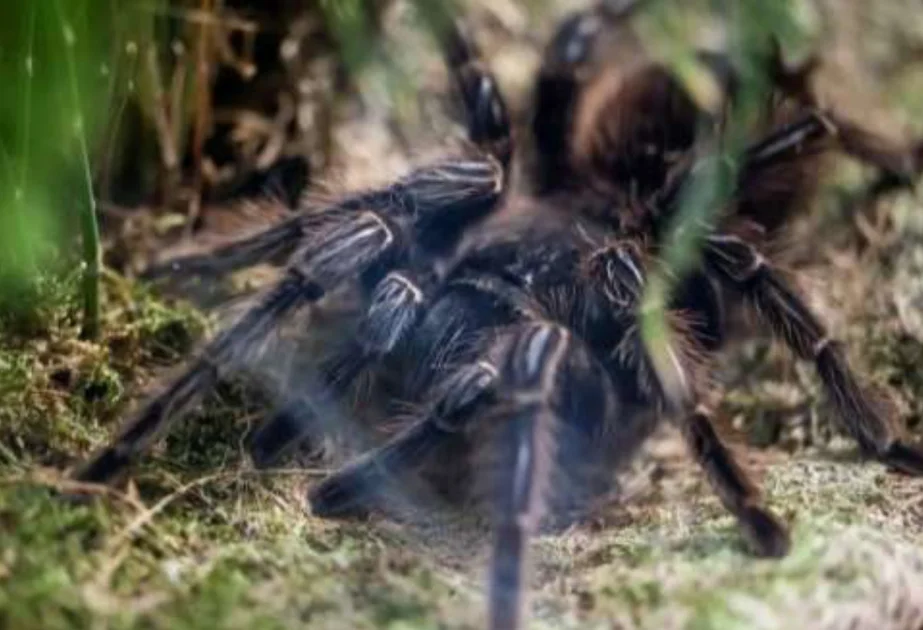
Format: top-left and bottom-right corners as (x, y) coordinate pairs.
(13, 5), (37, 274)
(53, 0), (101, 340)
(639, 0), (784, 405)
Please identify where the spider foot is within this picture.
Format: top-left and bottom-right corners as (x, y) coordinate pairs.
(308, 456), (384, 519)
(739, 504), (791, 558)
(248, 405), (315, 469)
(880, 441), (923, 476)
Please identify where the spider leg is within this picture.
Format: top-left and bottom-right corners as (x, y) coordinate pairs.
(442, 19), (513, 168)
(705, 234), (923, 474)
(765, 45), (922, 187)
(743, 110), (919, 186)
(532, 1), (696, 196)
(248, 269), (434, 467)
(532, 6), (607, 192)
(587, 240), (790, 555)
(586, 239), (696, 410)
(304, 270), (539, 510)
(140, 213), (304, 280)
(75, 210), (397, 484)
(310, 320), (606, 630)
(680, 405), (790, 557)
(667, 110), (923, 235)
(486, 321), (624, 630)
(742, 112), (830, 171)
(142, 150), (505, 280)
(76, 159), (505, 485)
(656, 57), (921, 217)
(487, 324), (568, 630)
(308, 359), (498, 518)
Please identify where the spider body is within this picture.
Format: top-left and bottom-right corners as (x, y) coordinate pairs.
(76, 3), (923, 629)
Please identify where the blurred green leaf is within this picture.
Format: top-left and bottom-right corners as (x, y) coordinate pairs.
(639, 0), (810, 405)
(0, 1), (155, 328)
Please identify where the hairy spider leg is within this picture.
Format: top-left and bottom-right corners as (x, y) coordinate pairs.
(138, 176), (439, 282)
(141, 19), (513, 283)
(587, 239), (791, 556)
(74, 158), (504, 485)
(442, 19), (514, 169)
(679, 406), (791, 556)
(75, 213), (395, 484)
(246, 156), (507, 464)
(308, 358), (498, 518)
(529, 1), (654, 193)
(247, 267), (436, 467)
(303, 268), (542, 512)
(77, 272), (317, 484)
(763, 45), (923, 187)
(742, 110), (921, 188)
(488, 323), (582, 630)
(704, 234), (923, 475)
(654, 106), (921, 239)
(531, 7), (606, 192)
(485, 311), (669, 630)
(140, 211), (305, 280)
(139, 156), (497, 280)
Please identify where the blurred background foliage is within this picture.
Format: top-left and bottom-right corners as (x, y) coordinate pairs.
(0, 0), (478, 337)
(0, 0), (382, 335)
(0, 0), (915, 386)
(3, 2), (923, 629)
(0, 0), (808, 336)
(0, 0), (151, 330)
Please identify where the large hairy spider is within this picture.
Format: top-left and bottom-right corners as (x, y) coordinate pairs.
(76, 2), (923, 629)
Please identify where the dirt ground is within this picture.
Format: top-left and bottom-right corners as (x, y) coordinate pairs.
(3, 1), (923, 629)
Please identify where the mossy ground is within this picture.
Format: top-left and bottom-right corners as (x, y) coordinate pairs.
(1, 272), (922, 630)
(2, 202), (923, 630)
(4, 0), (923, 628)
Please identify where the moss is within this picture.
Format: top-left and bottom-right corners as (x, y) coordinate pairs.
(0, 270), (81, 339)
(4, 0), (923, 628)
(0, 251), (920, 628)
(3, 218), (923, 630)
(0, 272), (207, 470)
(524, 458), (923, 630)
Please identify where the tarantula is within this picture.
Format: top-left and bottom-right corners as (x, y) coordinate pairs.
(76, 2), (923, 629)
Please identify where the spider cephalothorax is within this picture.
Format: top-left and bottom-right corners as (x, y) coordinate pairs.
(75, 3), (923, 629)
